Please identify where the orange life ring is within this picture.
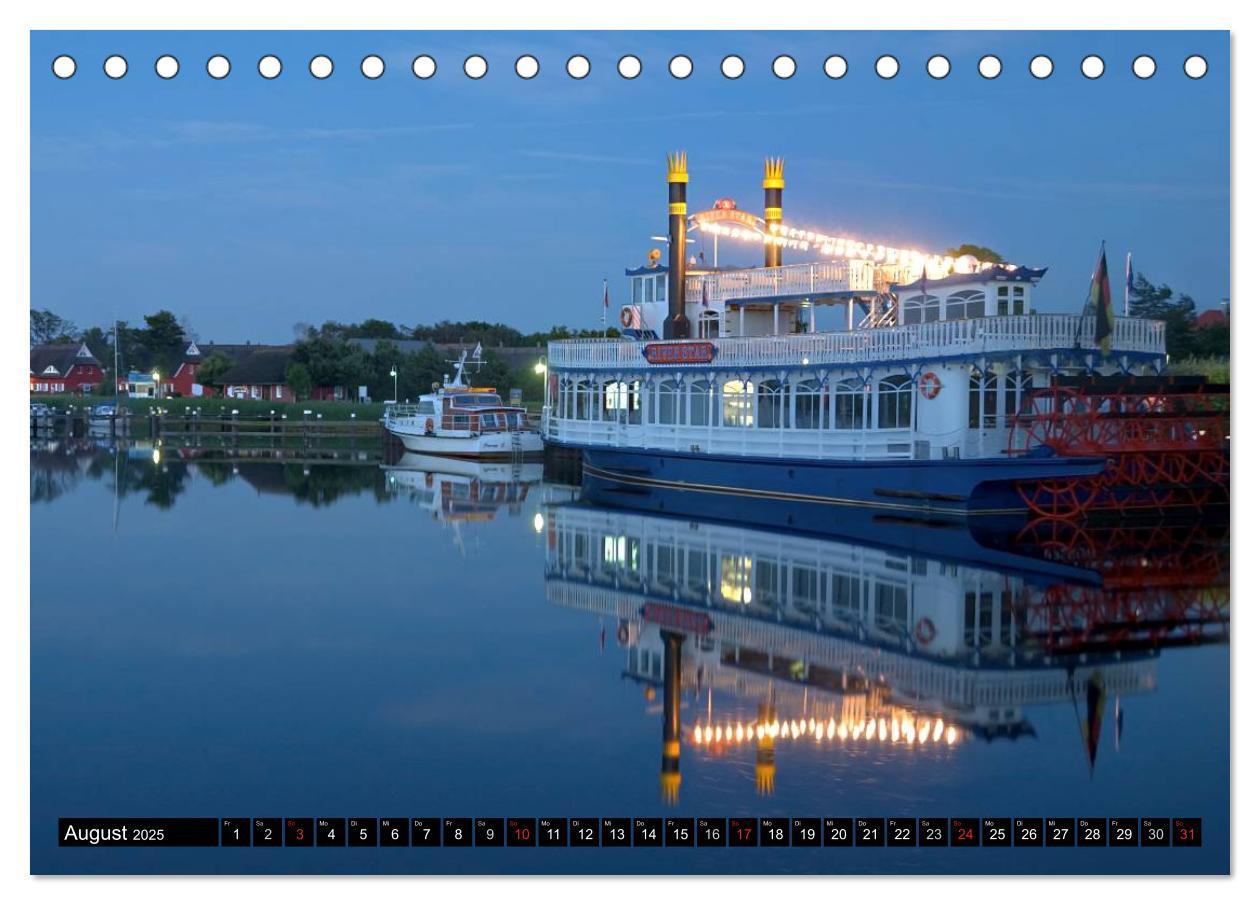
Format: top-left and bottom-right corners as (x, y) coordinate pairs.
(619, 306), (635, 328)
(616, 622), (630, 645)
(424, 417), (435, 434)
(914, 617), (937, 645)
(919, 372), (942, 400)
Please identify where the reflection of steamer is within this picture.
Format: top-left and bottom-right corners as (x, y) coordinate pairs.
(544, 501), (1227, 799)
(383, 452), (542, 523)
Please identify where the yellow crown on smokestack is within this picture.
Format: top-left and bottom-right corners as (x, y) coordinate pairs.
(667, 151), (689, 183)
(763, 157), (785, 189)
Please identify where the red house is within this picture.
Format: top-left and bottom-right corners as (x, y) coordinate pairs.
(30, 342), (103, 395)
(161, 341), (208, 397)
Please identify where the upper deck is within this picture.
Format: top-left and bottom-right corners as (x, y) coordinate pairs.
(548, 313), (1166, 372)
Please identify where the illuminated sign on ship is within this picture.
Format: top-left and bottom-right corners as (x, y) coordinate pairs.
(642, 342), (716, 365)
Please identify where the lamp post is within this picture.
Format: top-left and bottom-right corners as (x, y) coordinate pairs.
(389, 365), (398, 403)
(151, 370), (161, 399)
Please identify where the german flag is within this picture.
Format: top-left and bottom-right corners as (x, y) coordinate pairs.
(1089, 245), (1115, 354)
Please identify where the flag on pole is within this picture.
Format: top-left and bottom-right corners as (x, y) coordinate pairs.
(601, 279), (609, 330)
(1089, 244), (1115, 354)
(1124, 252), (1135, 317)
(702, 279), (710, 309)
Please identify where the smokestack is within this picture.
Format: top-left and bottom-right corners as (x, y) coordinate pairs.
(665, 152), (690, 340)
(763, 157), (784, 268)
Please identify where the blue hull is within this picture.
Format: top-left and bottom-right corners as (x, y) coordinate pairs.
(580, 446), (1106, 517)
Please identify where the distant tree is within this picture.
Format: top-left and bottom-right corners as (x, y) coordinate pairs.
(350, 318), (404, 339)
(285, 362), (314, 400)
(30, 309), (78, 346)
(197, 353), (234, 387)
(140, 310), (187, 376)
(1190, 322), (1230, 358)
(80, 325), (113, 363)
(1128, 273), (1198, 359)
(944, 244), (1005, 264)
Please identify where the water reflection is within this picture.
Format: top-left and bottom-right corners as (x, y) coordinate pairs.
(543, 497), (1228, 802)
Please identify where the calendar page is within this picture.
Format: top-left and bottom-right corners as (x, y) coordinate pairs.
(21, 9), (1232, 891)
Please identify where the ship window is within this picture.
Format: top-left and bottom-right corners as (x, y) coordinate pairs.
(603, 381), (629, 417)
(418, 401), (436, 415)
(722, 379), (754, 427)
(719, 555), (753, 604)
(900, 293), (940, 325)
(968, 369), (999, 429)
(575, 379), (592, 420)
(793, 378), (822, 429)
(833, 379), (866, 430)
(756, 379), (785, 428)
(874, 582), (909, 631)
(946, 290), (986, 320)
(877, 375), (913, 429)
(997, 285), (1009, 316)
(1004, 370), (1032, 425)
(633, 278), (644, 305)
(656, 379), (682, 424)
(791, 566), (819, 612)
(689, 379), (713, 426)
(831, 574), (862, 617)
(1012, 285), (1025, 314)
(626, 380), (642, 424)
(656, 273), (667, 301)
(697, 310), (721, 338)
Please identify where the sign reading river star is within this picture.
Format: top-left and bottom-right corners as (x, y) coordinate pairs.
(642, 342), (716, 365)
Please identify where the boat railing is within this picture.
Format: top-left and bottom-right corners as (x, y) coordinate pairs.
(685, 260), (871, 304)
(547, 314), (1166, 370)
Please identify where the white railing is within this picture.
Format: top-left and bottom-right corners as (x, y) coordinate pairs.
(685, 260), (872, 304)
(548, 314), (1165, 370)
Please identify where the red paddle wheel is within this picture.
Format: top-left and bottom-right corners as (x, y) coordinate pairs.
(1008, 376), (1229, 519)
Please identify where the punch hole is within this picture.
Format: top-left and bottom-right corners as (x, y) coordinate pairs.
(926, 55), (950, 79)
(1029, 55), (1053, 79)
(823, 55), (848, 79)
(772, 55), (796, 79)
(978, 55), (1002, 79)
(464, 55), (488, 79)
(258, 55), (282, 79)
(515, 55), (540, 79)
(618, 55), (642, 79)
(361, 55), (385, 79)
(103, 55), (128, 79)
(154, 55), (179, 79)
(206, 55), (231, 79)
(669, 55), (693, 79)
(52, 55), (77, 79)
(874, 55), (899, 79)
(412, 55), (437, 79)
(1183, 55), (1207, 79)
(1080, 55), (1104, 79)
(1132, 55), (1156, 79)
(309, 55), (333, 79)
(721, 55), (744, 79)
(566, 55), (591, 79)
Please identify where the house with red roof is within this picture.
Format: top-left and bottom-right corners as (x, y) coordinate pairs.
(30, 342), (103, 395)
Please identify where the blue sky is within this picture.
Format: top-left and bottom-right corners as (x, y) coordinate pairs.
(31, 30), (1229, 343)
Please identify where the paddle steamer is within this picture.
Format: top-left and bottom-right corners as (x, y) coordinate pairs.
(542, 154), (1167, 516)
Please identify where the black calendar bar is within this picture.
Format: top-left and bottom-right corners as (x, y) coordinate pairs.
(58, 817), (1204, 848)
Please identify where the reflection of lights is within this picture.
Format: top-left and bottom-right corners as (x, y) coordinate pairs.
(690, 711), (964, 751)
(151, 448), (161, 464)
(532, 512), (545, 534)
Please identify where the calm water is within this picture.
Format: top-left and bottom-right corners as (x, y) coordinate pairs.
(30, 438), (1230, 874)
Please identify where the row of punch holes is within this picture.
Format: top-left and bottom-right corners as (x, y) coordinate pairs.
(51, 52), (1209, 82)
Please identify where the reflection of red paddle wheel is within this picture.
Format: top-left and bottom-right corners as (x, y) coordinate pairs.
(1020, 583), (1229, 655)
(1016, 516), (1229, 654)
(1009, 376), (1229, 518)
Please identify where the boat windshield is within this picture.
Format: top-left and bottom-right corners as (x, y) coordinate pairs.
(449, 393), (502, 408)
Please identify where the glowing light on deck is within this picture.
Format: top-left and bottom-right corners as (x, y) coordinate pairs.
(695, 218), (993, 279)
